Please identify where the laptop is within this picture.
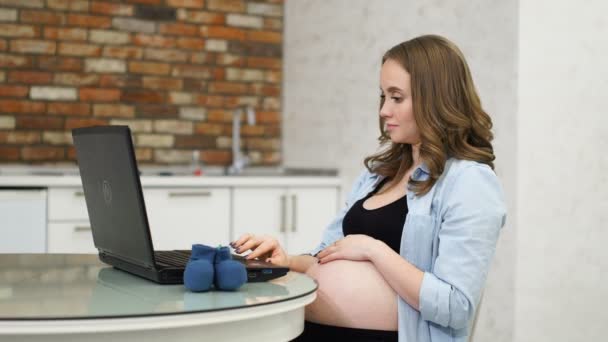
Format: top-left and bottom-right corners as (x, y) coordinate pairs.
(71, 125), (289, 284)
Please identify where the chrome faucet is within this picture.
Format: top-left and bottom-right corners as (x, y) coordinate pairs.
(227, 105), (256, 175)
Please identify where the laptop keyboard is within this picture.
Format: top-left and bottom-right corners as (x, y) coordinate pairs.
(154, 250), (271, 268)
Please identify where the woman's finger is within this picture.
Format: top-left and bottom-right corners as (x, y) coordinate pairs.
(316, 245), (336, 259)
(246, 239), (277, 260)
(319, 251), (341, 264)
(231, 233), (252, 248)
(235, 238), (261, 254)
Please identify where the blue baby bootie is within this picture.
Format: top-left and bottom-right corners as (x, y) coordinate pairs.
(183, 244), (216, 292)
(214, 246), (247, 291)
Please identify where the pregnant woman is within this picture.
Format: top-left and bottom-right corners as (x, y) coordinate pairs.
(231, 34), (507, 342)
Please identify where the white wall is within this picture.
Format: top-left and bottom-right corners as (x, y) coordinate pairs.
(283, 1), (517, 341)
(516, 1), (608, 341)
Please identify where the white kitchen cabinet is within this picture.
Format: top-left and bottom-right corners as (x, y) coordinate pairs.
(232, 187), (340, 255)
(143, 187), (231, 250)
(285, 187), (340, 255)
(0, 189), (47, 253)
(47, 221), (96, 254)
(232, 188), (288, 247)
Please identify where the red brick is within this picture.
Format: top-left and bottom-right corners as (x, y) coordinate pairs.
(129, 61), (171, 75)
(263, 18), (282, 31)
(159, 23), (198, 36)
(59, 43), (102, 57)
(8, 71), (52, 84)
(20, 10), (64, 25)
(206, 0), (245, 12)
(253, 84), (280, 96)
(0, 100), (45, 113)
(0, 147), (19, 161)
(247, 57), (280, 69)
(48, 102), (91, 116)
(93, 104), (135, 118)
(16, 116), (64, 130)
(201, 150), (231, 165)
(99, 75), (141, 88)
(54, 73), (99, 86)
(0, 53), (32, 68)
(206, 109), (232, 122)
(22, 146), (65, 161)
(212, 67), (224, 80)
(121, 90), (164, 104)
(256, 111), (280, 123)
(264, 124), (280, 136)
(209, 82), (249, 94)
(67, 14), (111, 28)
(46, 0), (89, 11)
(0, 24), (39, 38)
(195, 94), (224, 107)
(66, 146), (76, 160)
(194, 122), (224, 135)
(167, 0), (204, 8)
(38, 56), (82, 71)
(247, 31), (282, 44)
(44, 27), (87, 41)
(65, 118), (108, 130)
(178, 10), (224, 24)
(137, 104), (178, 117)
(79, 88), (121, 102)
(202, 26), (246, 40)
(191, 52), (216, 64)
(132, 34), (176, 48)
(0, 85), (29, 97)
(91, 1), (134, 16)
(103, 46), (143, 59)
(125, 0), (161, 4)
(0, 39), (6, 51)
(217, 53), (244, 66)
(142, 77), (182, 90)
(174, 135), (215, 149)
(176, 37), (205, 50)
(10, 39), (56, 54)
(172, 65), (211, 79)
(0, 131), (40, 144)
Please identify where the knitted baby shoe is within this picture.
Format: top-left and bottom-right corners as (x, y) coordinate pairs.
(183, 244), (216, 292)
(214, 246), (247, 291)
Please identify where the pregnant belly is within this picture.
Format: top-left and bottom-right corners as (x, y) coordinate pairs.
(305, 260), (398, 331)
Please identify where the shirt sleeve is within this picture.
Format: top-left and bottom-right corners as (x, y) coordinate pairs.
(418, 164), (507, 329)
(309, 169), (372, 256)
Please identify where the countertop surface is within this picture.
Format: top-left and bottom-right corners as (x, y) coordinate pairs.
(0, 166), (341, 187)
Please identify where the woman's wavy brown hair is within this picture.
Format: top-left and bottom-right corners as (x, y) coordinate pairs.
(364, 34), (495, 196)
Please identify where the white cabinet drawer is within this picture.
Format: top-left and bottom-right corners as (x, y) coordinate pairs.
(48, 188), (88, 221)
(47, 221), (97, 254)
(143, 187), (231, 250)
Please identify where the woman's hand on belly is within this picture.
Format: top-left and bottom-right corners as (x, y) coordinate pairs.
(304, 259), (398, 331)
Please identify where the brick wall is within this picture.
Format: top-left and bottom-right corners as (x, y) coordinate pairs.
(0, 0), (282, 166)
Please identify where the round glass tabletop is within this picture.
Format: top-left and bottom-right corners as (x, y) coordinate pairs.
(0, 254), (317, 320)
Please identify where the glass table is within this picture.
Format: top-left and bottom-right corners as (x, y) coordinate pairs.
(0, 254), (317, 342)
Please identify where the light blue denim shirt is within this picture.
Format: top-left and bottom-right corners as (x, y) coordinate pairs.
(310, 158), (507, 342)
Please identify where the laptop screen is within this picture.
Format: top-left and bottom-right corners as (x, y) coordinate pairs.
(72, 126), (155, 268)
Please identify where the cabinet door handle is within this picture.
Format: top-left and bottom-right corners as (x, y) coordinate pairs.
(280, 195), (286, 232)
(168, 191), (212, 198)
(74, 226), (91, 232)
(291, 194), (297, 232)
(74, 191), (85, 197)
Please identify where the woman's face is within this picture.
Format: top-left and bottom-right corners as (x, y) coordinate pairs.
(379, 59), (420, 145)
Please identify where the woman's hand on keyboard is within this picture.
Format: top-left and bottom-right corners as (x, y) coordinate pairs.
(231, 234), (290, 267)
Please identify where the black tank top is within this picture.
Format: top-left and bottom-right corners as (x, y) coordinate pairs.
(342, 178), (408, 253)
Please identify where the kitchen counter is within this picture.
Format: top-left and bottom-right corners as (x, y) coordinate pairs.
(0, 174), (340, 187)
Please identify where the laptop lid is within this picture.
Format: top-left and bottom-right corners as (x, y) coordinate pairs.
(72, 125), (156, 269)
